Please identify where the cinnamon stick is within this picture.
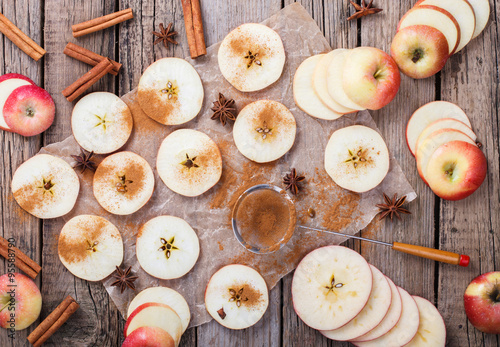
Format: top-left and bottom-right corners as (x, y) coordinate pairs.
(0, 13), (46, 61)
(0, 236), (41, 279)
(64, 43), (121, 76)
(181, 0), (206, 58)
(72, 8), (133, 38)
(62, 58), (114, 102)
(27, 296), (79, 347)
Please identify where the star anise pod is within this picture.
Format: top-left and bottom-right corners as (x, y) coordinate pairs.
(376, 193), (411, 221)
(153, 23), (178, 48)
(348, 0), (382, 21)
(211, 93), (236, 126)
(283, 168), (305, 195)
(71, 149), (96, 173)
(110, 266), (138, 294)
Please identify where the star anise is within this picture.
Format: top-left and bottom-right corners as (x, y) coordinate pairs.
(110, 266), (138, 294)
(71, 149), (96, 173)
(348, 0), (382, 21)
(211, 93), (236, 126)
(153, 23), (178, 48)
(283, 168), (305, 195)
(376, 193), (411, 221)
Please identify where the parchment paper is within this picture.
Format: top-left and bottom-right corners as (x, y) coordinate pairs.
(41, 3), (416, 327)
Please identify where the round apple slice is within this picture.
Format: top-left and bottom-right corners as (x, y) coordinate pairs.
(405, 296), (446, 346)
(125, 303), (182, 346)
(326, 50), (365, 111)
(122, 326), (175, 347)
(0, 77), (33, 131)
(292, 246), (373, 331)
(93, 151), (154, 215)
(324, 125), (390, 193)
(468, 0), (490, 39)
(71, 92), (133, 154)
(293, 55), (343, 120)
(352, 276), (403, 342)
(406, 101), (471, 156)
(233, 100), (296, 163)
(355, 287), (420, 347)
(0, 73), (35, 84)
(218, 23), (285, 92)
(157, 129), (222, 197)
(398, 5), (460, 55)
(136, 216), (199, 280)
(312, 50), (356, 114)
(416, 118), (476, 151)
(58, 215), (123, 281)
(138, 57), (203, 125)
(321, 265), (392, 341)
(128, 287), (190, 333)
(205, 264), (269, 330)
(11, 154), (80, 219)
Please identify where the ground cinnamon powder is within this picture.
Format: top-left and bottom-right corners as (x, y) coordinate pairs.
(94, 158), (147, 200)
(228, 282), (263, 309)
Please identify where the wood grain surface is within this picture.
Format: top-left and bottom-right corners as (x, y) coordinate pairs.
(0, 0), (498, 346)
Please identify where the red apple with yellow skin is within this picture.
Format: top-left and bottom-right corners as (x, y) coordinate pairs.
(464, 272), (500, 334)
(122, 326), (175, 347)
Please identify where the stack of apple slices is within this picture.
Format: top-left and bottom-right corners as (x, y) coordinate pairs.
(406, 101), (487, 200)
(391, 0), (490, 79)
(292, 246), (446, 346)
(293, 46), (400, 120)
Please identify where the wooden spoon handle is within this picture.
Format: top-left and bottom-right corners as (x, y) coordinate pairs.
(392, 242), (470, 267)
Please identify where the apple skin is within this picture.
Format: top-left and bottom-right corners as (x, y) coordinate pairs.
(391, 25), (449, 79)
(464, 272), (500, 334)
(342, 47), (401, 110)
(122, 326), (175, 347)
(0, 273), (42, 331)
(425, 141), (487, 201)
(3, 85), (55, 137)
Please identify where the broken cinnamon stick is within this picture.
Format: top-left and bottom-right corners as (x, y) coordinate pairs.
(181, 0), (206, 58)
(0, 236), (41, 279)
(27, 296), (79, 347)
(64, 43), (121, 76)
(62, 58), (114, 102)
(0, 13), (46, 61)
(72, 8), (133, 38)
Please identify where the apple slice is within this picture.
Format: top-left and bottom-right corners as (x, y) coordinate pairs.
(58, 215), (123, 281)
(405, 296), (446, 346)
(292, 246), (373, 331)
(122, 326), (175, 347)
(127, 287), (190, 333)
(124, 303), (182, 346)
(416, 129), (476, 183)
(0, 77), (33, 131)
(406, 101), (471, 156)
(352, 276), (403, 342)
(205, 264), (269, 330)
(136, 216), (200, 280)
(468, 0), (490, 38)
(321, 265), (392, 341)
(418, 0), (475, 52)
(398, 5), (460, 55)
(326, 50), (365, 111)
(0, 73), (35, 84)
(325, 125), (390, 193)
(426, 141), (487, 200)
(354, 287), (420, 347)
(416, 118), (476, 152)
(293, 54), (343, 120)
(312, 50), (356, 114)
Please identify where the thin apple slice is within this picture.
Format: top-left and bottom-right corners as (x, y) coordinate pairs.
(416, 118), (476, 152)
(418, 0), (475, 52)
(312, 50), (356, 114)
(468, 0), (490, 38)
(293, 54), (344, 120)
(0, 73), (35, 84)
(398, 5), (460, 55)
(405, 296), (446, 346)
(416, 129), (476, 183)
(352, 277), (403, 342)
(321, 265), (392, 341)
(406, 101), (471, 156)
(354, 287), (420, 347)
(292, 246), (373, 331)
(0, 78), (32, 131)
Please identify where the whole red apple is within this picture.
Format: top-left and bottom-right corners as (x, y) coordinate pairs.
(464, 271), (500, 334)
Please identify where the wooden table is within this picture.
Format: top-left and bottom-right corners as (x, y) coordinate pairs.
(0, 0), (498, 346)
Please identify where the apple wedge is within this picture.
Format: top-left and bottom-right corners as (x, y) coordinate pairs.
(468, 0), (490, 38)
(292, 246), (373, 331)
(405, 296), (446, 346)
(416, 118), (476, 152)
(406, 101), (471, 156)
(0, 77), (33, 131)
(354, 287), (420, 347)
(321, 265), (392, 341)
(293, 55), (343, 120)
(398, 5), (460, 55)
